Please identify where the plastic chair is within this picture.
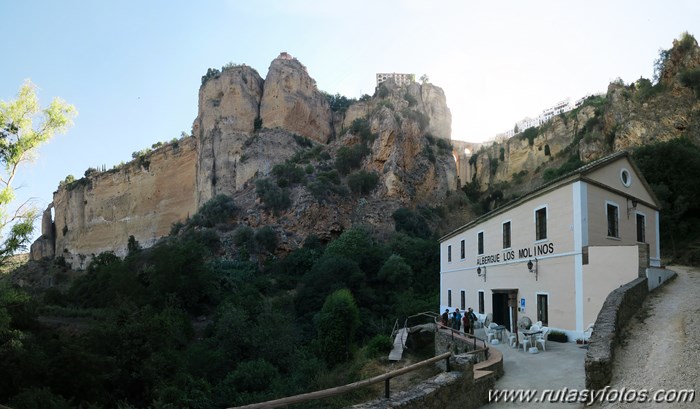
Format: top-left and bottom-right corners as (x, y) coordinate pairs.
(505, 328), (518, 348)
(519, 333), (531, 352)
(536, 327), (549, 351)
(583, 323), (594, 342)
(485, 323), (498, 343)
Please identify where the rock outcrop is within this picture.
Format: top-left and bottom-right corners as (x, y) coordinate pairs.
(260, 53), (333, 143)
(31, 52), (457, 267)
(52, 138), (197, 269)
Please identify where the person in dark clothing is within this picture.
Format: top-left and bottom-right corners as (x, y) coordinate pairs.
(467, 307), (477, 335)
(441, 309), (449, 327)
(452, 308), (462, 331)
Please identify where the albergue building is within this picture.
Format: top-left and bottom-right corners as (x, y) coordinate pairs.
(440, 151), (660, 340)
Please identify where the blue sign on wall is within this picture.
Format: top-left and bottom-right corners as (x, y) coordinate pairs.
(520, 298), (526, 309)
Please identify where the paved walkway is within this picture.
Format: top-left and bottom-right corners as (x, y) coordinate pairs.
(478, 329), (587, 408)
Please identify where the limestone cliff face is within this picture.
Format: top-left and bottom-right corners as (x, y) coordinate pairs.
(52, 138), (197, 269)
(31, 52), (457, 265)
(260, 54), (332, 143)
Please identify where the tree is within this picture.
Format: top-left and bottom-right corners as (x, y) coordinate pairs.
(316, 289), (360, 367)
(0, 81), (76, 263)
(419, 74), (429, 84)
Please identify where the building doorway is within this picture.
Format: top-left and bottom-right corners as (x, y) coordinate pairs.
(492, 289), (518, 331)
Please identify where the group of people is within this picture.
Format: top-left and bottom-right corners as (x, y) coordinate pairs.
(441, 307), (478, 335)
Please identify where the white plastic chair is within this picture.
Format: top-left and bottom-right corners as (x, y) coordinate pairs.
(583, 323), (594, 342)
(536, 327), (549, 351)
(485, 323), (498, 343)
(505, 328), (518, 348)
(519, 333), (531, 352)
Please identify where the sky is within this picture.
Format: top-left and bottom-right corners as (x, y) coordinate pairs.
(1, 0), (698, 247)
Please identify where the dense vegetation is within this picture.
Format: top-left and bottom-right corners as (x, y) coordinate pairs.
(0, 199), (439, 408)
(633, 138), (700, 265)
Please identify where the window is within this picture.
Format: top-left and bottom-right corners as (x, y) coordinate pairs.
(636, 213), (646, 243)
(460, 290), (465, 310)
(535, 207), (547, 241)
(460, 239), (465, 259)
(607, 203), (619, 238)
(620, 168), (632, 187)
(502, 221), (511, 249)
(478, 291), (485, 314)
(447, 245), (452, 262)
(477, 231), (484, 255)
(537, 294), (548, 326)
(448, 290), (452, 307)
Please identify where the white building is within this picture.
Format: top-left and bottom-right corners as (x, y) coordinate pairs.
(376, 73), (415, 87)
(439, 152), (660, 340)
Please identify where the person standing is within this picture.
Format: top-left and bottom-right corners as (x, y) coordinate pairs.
(453, 308), (462, 331)
(467, 308), (477, 335)
(441, 309), (449, 327)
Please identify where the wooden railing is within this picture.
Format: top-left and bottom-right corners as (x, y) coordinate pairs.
(229, 351), (453, 409)
(435, 320), (490, 359)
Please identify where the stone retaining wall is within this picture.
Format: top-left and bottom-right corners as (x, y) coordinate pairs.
(347, 355), (494, 409)
(585, 277), (648, 389)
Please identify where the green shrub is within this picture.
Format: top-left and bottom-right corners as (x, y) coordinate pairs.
(548, 330), (568, 343)
(347, 170), (379, 195)
(305, 164), (314, 174)
(521, 127), (539, 146)
(254, 226), (277, 253)
(377, 85), (389, 98)
(365, 334), (393, 358)
(404, 92), (417, 107)
(233, 225), (255, 250)
(424, 146), (436, 163)
(190, 194), (237, 227)
(255, 178), (290, 213)
(317, 289), (360, 367)
(253, 117), (262, 132)
(335, 145), (366, 175)
(272, 162), (306, 186)
(436, 138), (452, 153)
(680, 68), (700, 98)
(392, 208), (431, 239)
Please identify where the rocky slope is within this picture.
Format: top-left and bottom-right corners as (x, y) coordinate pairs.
(31, 53), (456, 268)
(463, 34), (700, 195)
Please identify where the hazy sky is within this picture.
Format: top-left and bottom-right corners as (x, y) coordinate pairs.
(1, 0), (698, 246)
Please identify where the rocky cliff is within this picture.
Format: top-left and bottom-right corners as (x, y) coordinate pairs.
(460, 34), (700, 196)
(31, 52), (456, 267)
(35, 138), (198, 269)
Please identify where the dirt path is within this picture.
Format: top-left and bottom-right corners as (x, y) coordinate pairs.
(601, 266), (700, 407)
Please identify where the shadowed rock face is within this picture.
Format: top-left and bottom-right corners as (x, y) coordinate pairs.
(260, 55), (333, 143)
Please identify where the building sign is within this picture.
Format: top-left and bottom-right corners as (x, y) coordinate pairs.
(476, 243), (556, 265)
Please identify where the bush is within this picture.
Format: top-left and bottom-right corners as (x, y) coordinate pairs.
(317, 289), (360, 367)
(521, 127), (539, 146)
(404, 92), (417, 107)
(680, 68), (700, 98)
(254, 226), (277, 253)
(272, 162), (306, 186)
(233, 225), (255, 251)
(190, 194), (237, 228)
(335, 145), (366, 175)
(547, 330), (568, 343)
(392, 208), (431, 239)
(365, 334), (393, 358)
(347, 170), (379, 195)
(255, 178), (290, 213)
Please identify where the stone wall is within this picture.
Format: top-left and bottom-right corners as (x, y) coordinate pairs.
(435, 329), (488, 364)
(347, 355), (494, 409)
(585, 277), (648, 389)
(646, 267), (677, 291)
